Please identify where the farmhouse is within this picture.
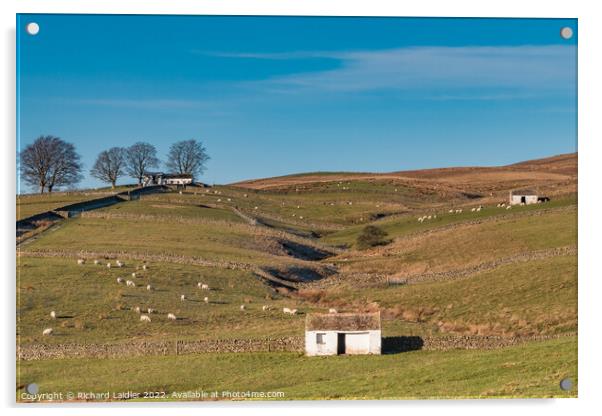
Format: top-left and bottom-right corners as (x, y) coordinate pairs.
(509, 189), (549, 205)
(143, 172), (193, 187)
(305, 312), (381, 356)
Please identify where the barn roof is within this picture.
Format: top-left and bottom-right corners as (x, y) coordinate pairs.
(511, 189), (538, 195)
(306, 312), (381, 331)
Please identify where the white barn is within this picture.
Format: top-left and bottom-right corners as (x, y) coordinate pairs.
(142, 172), (193, 187)
(305, 312), (381, 356)
(509, 189), (543, 205)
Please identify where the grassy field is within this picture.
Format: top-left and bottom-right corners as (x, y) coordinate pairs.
(16, 155), (578, 400)
(17, 256), (312, 344)
(18, 336), (577, 400)
(322, 196), (576, 247)
(16, 186), (138, 220)
(312, 255), (577, 338)
(332, 205), (576, 275)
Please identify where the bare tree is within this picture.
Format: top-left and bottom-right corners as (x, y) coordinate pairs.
(90, 147), (127, 189)
(125, 142), (160, 186)
(19, 135), (83, 194)
(165, 139), (210, 179)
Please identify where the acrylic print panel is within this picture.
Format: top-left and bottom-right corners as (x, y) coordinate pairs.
(16, 14), (577, 402)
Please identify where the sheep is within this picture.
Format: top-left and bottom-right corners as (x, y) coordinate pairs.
(142, 264), (148, 271)
(471, 207), (476, 212)
(126, 280), (135, 287)
(240, 304), (246, 311)
(204, 297), (209, 303)
(254, 206), (258, 210)
(94, 260), (100, 265)
(418, 217), (424, 223)
(116, 260), (123, 268)
(42, 328), (53, 336)
(283, 307), (292, 314)
(476, 206), (482, 212)
(180, 294), (186, 301)
(199, 283), (209, 290)
(506, 205), (512, 210)
(146, 284), (153, 291)
(433, 214), (437, 219)
(131, 272), (137, 278)
(329, 308), (338, 314)
(147, 308), (155, 314)
(167, 313), (177, 320)
(427, 215), (432, 220)
(77, 259), (85, 265)
(140, 314), (151, 323)
(290, 309), (298, 315)
(116, 277), (124, 284)
(133, 306), (141, 313)
(448, 209), (454, 213)
(262, 305), (270, 311)
(50, 311), (56, 319)
(106, 263), (112, 268)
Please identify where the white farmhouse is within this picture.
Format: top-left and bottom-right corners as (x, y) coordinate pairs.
(509, 189), (548, 205)
(305, 312), (381, 356)
(142, 172), (193, 187)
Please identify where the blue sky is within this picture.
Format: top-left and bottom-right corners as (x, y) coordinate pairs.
(17, 15), (577, 191)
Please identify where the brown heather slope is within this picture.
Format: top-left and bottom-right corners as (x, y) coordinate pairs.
(231, 153), (577, 202)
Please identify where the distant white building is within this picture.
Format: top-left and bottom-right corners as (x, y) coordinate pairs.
(143, 172), (193, 187)
(509, 189), (548, 205)
(305, 312), (381, 356)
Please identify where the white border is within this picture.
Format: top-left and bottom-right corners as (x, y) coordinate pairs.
(2, 1), (601, 415)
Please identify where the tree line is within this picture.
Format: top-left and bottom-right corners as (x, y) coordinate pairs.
(19, 136), (210, 193)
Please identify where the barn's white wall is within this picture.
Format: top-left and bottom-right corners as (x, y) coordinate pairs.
(510, 195), (538, 205)
(305, 330), (381, 356)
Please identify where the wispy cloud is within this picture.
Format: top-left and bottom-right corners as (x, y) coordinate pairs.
(208, 45), (576, 97)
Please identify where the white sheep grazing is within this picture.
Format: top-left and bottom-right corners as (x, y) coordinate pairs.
(476, 207), (482, 212)
(201, 284), (209, 290)
(418, 217), (423, 223)
(146, 284), (153, 291)
(142, 264), (148, 271)
(42, 328), (53, 336)
(131, 272), (137, 278)
(329, 308), (338, 314)
(116, 260), (123, 268)
(167, 313), (177, 320)
(140, 314), (151, 322)
(471, 207), (476, 212)
(77, 259), (85, 265)
(50, 311), (56, 319)
(94, 259), (100, 265)
(117, 277), (124, 284)
(126, 280), (135, 287)
(433, 214), (437, 219)
(204, 297), (209, 303)
(262, 305), (270, 311)
(427, 215), (432, 220)
(291, 309), (298, 315)
(134, 306), (141, 313)
(180, 294), (186, 301)
(506, 205), (512, 210)
(449, 209), (454, 213)
(147, 308), (155, 314)
(106, 263), (112, 268)
(254, 206), (258, 210)
(240, 304), (246, 311)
